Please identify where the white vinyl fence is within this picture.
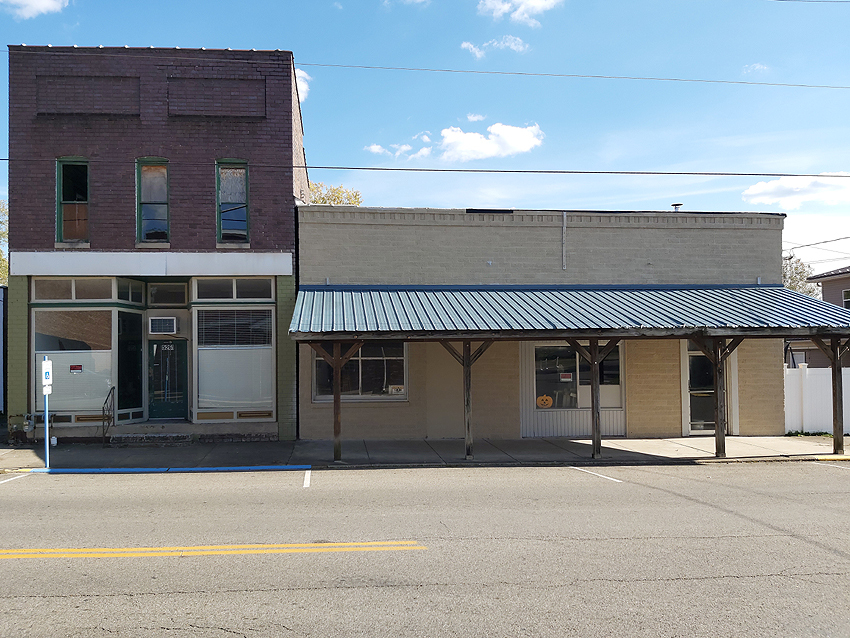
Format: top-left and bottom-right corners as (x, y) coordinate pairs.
(785, 364), (850, 434)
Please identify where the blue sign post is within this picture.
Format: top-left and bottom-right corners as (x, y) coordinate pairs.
(41, 356), (52, 469)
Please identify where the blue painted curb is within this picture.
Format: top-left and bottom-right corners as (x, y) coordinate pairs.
(29, 465), (311, 474)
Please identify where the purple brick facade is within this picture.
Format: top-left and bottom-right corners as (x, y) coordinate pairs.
(9, 46), (304, 252)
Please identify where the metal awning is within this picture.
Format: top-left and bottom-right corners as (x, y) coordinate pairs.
(289, 284), (850, 341)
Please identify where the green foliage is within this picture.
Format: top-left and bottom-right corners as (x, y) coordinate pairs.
(782, 255), (819, 298)
(309, 182), (363, 206)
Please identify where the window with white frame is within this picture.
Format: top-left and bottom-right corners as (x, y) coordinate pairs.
(313, 342), (407, 401)
(196, 308), (275, 410)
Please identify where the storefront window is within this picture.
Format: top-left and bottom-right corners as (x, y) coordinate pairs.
(34, 310), (113, 411)
(196, 308), (274, 410)
(535, 344), (621, 410)
(117, 312), (143, 411)
(314, 342), (406, 399)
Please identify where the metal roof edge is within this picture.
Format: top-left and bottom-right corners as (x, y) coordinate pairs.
(297, 284), (786, 292)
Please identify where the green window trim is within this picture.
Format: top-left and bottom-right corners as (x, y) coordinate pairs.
(137, 158), (170, 243)
(56, 158), (89, 243)
(216, 160), (249, 244)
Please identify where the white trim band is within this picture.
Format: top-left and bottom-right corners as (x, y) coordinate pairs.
(10, 251), (293, 277)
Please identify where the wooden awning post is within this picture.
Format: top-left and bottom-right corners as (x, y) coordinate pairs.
(440, 340), (494, 460)
(568, 338), (620, 459)
(810, 336), (850, 455)
(589, 339), (602, 459)
(332, 342), (342, 461)
(309, 341), (363, 462)
(463, 341), (473, 459)
(713, 338), (728, 459)
(831, 338), (845, 455)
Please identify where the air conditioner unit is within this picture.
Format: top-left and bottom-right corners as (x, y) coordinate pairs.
(149, 317), (178, 335)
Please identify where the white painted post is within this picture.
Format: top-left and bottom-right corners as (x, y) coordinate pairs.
(799, 363), (807, 434)
(41, 356), (53, 469)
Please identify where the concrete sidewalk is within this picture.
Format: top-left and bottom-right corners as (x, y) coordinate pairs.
(1, 435), (846, 472)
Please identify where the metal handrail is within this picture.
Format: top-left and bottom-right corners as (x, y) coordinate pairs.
(102, 386), (116, 448)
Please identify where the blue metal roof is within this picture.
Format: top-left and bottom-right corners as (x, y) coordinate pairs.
(289, 285), (850, 340)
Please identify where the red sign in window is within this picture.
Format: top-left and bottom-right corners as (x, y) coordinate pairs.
(70, 365), (83, 374)
(559, 372), (572, 382)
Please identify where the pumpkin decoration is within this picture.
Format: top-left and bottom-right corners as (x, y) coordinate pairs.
(536, 394), (554, 409)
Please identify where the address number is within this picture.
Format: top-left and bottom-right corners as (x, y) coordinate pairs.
(161, 344), (174, 351)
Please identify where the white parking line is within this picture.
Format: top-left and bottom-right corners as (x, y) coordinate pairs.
(0, 474), (28, 486)
(569, 467), (622, 483)
(814, 462), (850, 470)
(303, 469), (311, 488)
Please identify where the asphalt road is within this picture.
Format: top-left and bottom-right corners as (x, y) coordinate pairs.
(2, 461), (849, 637)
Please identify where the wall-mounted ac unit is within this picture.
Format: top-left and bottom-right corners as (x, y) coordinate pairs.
(149, 317), (178, 335)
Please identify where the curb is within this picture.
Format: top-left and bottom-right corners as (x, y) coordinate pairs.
(3, 457), (848, 474)
(5, 465), (311, 474)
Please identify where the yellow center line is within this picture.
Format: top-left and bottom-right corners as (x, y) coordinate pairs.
(0, 541), (427, 560)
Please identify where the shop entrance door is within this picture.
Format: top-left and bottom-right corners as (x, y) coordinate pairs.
(148, 340), (187, 419)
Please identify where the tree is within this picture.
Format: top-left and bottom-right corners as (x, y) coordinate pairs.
(783, 255), (820, 298)
(0, 200), (7, 286)
(309, 182), (363, 206)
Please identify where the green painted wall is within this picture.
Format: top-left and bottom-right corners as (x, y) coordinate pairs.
(276, 276), (297, 440)
(7, 276), (29, 421)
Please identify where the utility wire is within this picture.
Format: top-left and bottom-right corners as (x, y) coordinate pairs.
(784, 235), (850, 250)
(296, 62), (850, 91)
(7, 48), (850, 91)
(0, 158), (848, 179)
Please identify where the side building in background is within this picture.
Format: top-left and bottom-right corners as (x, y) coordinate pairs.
(8, 46), (307, 441)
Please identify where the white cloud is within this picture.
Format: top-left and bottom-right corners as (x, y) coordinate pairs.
(295, 69), (312, 102)
(440, 122), (544, 162)
(462, 35), (528, 58)
(365, 144), (391, 155)
(467, 113), (486, 122)
(409, 147), (432, 160)
(391, 144), (413, 158)
(461, 41), (485, 59)
(742, 172), (850, 210)
(333, 2), (343, 8)
(413, 131), (431, 143)
(477, 0), (563, 27)
(743, 63), (769, 74)
(488, 35), (528, 52)
(0, 0), (67, 19)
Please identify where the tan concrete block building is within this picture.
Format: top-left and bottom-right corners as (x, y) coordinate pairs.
(292, 207), (799, 447)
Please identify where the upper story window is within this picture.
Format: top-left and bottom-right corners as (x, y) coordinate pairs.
(217, 162), (248, 243)
(57, 160), (88, 243)
(138, 160), (169, 243)
(843, 290), (850, 309)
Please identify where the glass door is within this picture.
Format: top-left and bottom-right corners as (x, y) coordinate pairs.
(687, 341), (715, 434)
(148, 340), (187, 419)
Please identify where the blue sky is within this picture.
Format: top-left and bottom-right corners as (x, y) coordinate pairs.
(1, 0), (849, 272)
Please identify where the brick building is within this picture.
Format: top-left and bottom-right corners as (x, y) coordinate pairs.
(290, 207), (850, 459)
(8, 46), (307, 441)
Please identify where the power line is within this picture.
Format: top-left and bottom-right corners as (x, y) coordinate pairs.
(0, 158), (849, 179)
(8, 48), (850, 91)
(784, 235), (850, 250)
(296, 62), (850, 91)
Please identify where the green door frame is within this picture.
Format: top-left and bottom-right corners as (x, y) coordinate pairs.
(148, 340), (188, 419)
